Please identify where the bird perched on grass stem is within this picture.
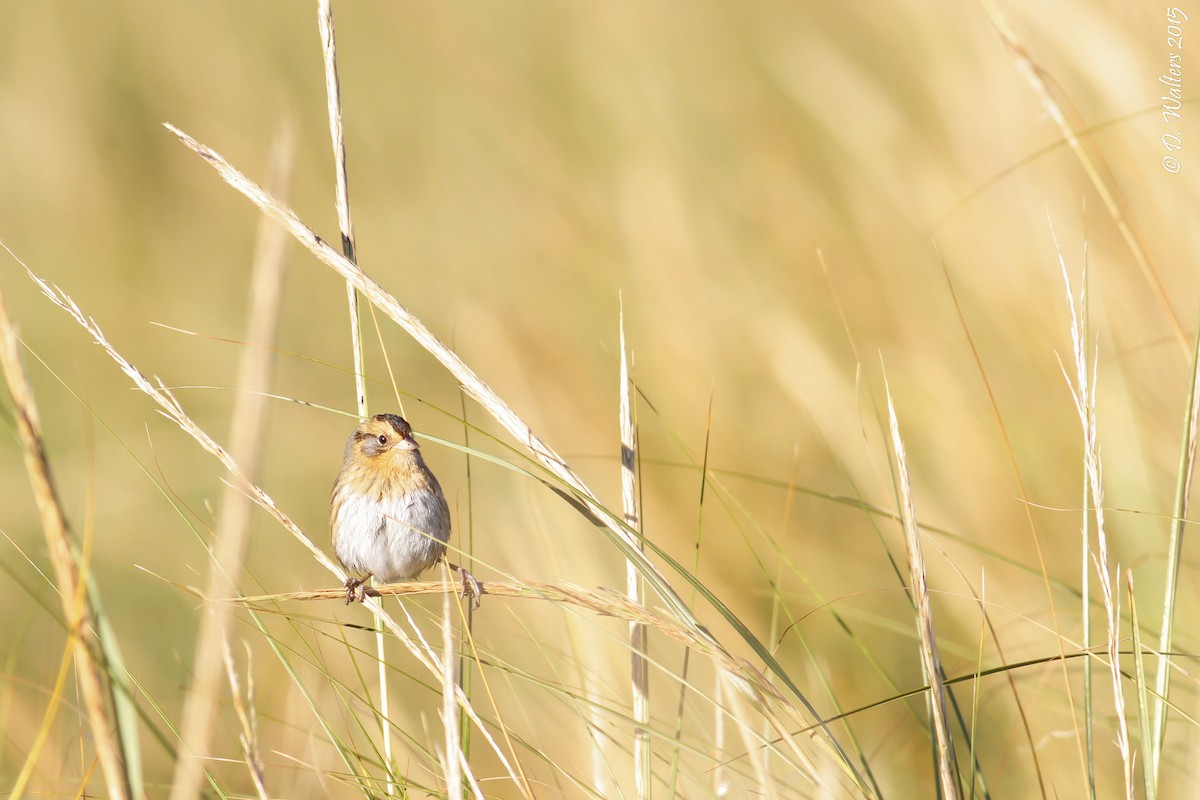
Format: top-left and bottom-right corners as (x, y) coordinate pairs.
(331, 413), (478, 605)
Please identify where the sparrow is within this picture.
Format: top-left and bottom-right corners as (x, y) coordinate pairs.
(330, 413), (477, 605)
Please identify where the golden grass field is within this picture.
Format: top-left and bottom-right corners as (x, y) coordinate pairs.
(1, 1), (1197, 798)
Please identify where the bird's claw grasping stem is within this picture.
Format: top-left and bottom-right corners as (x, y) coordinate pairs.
(448, 562), (482, 609)
(343, 576), (368, 605)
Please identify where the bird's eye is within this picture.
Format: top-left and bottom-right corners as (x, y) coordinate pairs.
(377, 434), (388, 445)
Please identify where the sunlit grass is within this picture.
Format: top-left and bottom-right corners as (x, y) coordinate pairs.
(2, 2), (1198, 798)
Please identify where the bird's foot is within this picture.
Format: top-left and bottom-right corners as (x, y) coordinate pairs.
(343, 575), (369, 605)
(447, 561), (482, 609)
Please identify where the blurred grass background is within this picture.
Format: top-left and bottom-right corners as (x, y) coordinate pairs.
(2, 0), (1197, 797)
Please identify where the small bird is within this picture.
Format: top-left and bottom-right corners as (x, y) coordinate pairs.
(331, 413), (476, 605)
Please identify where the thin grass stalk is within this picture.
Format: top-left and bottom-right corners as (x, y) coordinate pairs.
(754, 693), (822, 788)
(441, 564), (462, 800)
(220, 640), (269, 800)
(550, 556), (610, 793)
(1080, 279), (1096, 800)
(2, 344), (197, 789)
(452, 603), (536, 800)
(457, 747), (486, 800)
(457, 395), (476, 762)
(403, 590), (487, 799)
(886, 533), (1003, 797)
(317, 0), (363, 415)
(10, 614), (77, 798)
(317, 0), (364, 417)
(1151, 314), (1200, 786)
(967, 573), (985, 800)
(315, 5), (396, 795)
(935, 243), (1074, 792)
(164, 123), (871, 792)
(693, 425), (906, 796)
(1128, 572), (1157, 800)
(231, 577), (861, 792)
(319, 629), (398, 791)
(620, 304), (651, 799)
(245, 609), (374, 792)
(1058, 246), (1134, 799)
(915, 529), (1009, 799)
(979, 0), (1186, 353)
(642, 379), (891, 796)
(0, 284), (131, 800)
(86, 562), (143, 795)
(722, 666), (778, 800)
(666, 647), (690, 797)
(5, 298), (139, 796)
(169, 121), (292, 800)
(1081, 472), (1096, 798)
(765, 450), (799, 759)
(233, 579), (797, 687)
(669, 392), (714, 797)
(885, 380), (960, 800)
(714, 666), (726, 797)
(959, 628), (1004, 798)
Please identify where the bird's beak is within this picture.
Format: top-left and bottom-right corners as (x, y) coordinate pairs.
(395, 434), (419, 451)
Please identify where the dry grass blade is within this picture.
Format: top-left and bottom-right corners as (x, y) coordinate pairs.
(1151, 317), (1200, 784)
(0, 281), (131, 800)
(221, 640), (269, 800)
(169, 121), (293, 800)
(318, 0), (357, 265)
(230, 577), (784, 694)
(1057, 244), (1133, 798)
(440, 565), (463, 800)
(620, 303), (651, 798)
(713, 673), (727, 796)
(885, 380), (960, 800)
(935, 229), (1085, 792)
(10, 607), (79, 797)
(1128, 572), (1157, 800)
(315, 3), (397, 792)
(317, 0), (365, 415)
(317, 0), (366, 416)
(721, 666), (778, 800)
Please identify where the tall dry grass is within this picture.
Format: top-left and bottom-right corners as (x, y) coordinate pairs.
(2, 2), (1198, 798)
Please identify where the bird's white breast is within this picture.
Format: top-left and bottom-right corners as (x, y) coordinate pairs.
(332, 489), (450, 582)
